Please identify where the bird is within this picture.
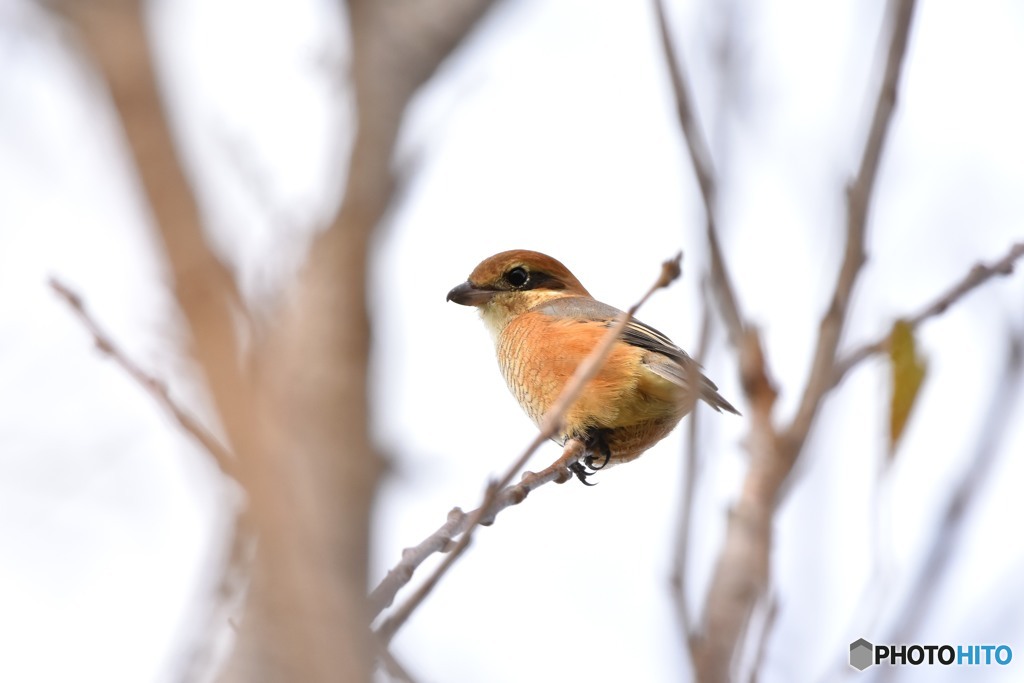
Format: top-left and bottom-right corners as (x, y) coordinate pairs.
(446, 249), (739, 484)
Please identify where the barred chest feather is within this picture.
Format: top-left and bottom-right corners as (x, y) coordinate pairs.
(494, 321), (552, 428)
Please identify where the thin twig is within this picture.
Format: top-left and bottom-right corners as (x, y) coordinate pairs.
(369, 443), (579, 618)
(653, 0), (744, 345)
(62, 1), (497, 680)
(876, 331), (1024, 682)
(377, 640), (420, 683)
(49, 277), (257, 683)
(693, 327), (778, 683)
(374, 440), (584, 644)
(687, 2), (918, 680)
(781, 0), (918, 465)
(831, 241), (1024, 388)
(810, 449), (898, 683)
(372, 253), (685, 642)
(174, 506), (256, 683)
(49, 278), (237, 479)
(670, 279), (713, 653)
(747, 595), (779, 683)
(653, 3), (780, 680)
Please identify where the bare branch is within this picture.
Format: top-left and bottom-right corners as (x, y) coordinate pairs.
(670, 280), (713, 654)
(63, 2), (369, 678)
(781, 0), (918, 464)
(374, 439), (584, 644)
(653, 0), (744, 346)
(62, 0), (501, 679)
(376, 641), (421, 683)
(652, 4), (782, 679)
(693, 327), (778, 681)
(60, 0), (254, 451)
(49, 276), (259, 683)
(689, 2), (918, 680)
(371, 253), (685, 641)
(49, 278), (237, 479)
(368, 444), (579, 619)
(879, 329), (1024, 668)
(747, 595), (779, 683)
(831, 241), (1024, 387)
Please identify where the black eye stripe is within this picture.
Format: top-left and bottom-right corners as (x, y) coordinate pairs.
(500, 268), (566, 291)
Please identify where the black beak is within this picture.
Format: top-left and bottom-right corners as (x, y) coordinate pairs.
(446, 281), (497, 306)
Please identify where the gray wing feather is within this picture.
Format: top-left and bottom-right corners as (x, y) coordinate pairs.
(532, 296), (623, 321)
(533, 296), (740, 415)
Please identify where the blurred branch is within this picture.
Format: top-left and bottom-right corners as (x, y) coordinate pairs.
(61, 0), (501, 680)
(664, 1), (919, 680)
(223, 0), (502, 677)
(652, 4), (783, 675)
(49, 273), (258, 683)
(653, 0), (744, 346)
(670, 280), (713, 655)
(831, 241), (1024, 387)
(812, 320), (1023, 683)
(653, 2), (782, 679)
(694, 326), (777, 681)
(175, 507), (257, 683)
(377, 642), (420, 683)
(372, 254), (684, 641)
(878, 329), (1024, 675)
(747, 594), (779, 683)
(780, 0), (917, 464)
(49, 277), (237, 479)
(803, 246), (1024, 683)
(61, 0), (254, 452)
(62, 2), (362, 679)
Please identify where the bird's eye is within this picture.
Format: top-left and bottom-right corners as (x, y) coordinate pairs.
(506, 266), (529, 288)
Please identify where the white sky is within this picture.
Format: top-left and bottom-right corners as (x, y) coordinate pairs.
(1, 0), (1023, 681)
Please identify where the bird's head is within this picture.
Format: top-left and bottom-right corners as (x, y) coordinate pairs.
(447, 250), (591, 336)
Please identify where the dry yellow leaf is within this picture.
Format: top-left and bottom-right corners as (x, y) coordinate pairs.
(889, 319), (927, 456)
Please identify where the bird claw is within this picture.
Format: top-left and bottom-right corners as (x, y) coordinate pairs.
(584, 432), (613, 471)
(569, 431), (614, 485)
(569, 461), (598, 486)
(584, 451), (611, 471)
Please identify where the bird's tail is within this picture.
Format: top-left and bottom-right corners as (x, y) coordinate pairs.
(700, 376), (741, 415)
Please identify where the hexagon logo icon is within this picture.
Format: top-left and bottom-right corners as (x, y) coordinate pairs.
(850, 638), (874, 671)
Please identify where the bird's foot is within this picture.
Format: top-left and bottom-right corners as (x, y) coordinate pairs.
(584, 432), (613, 471)
(570, 430), (614, 485)
(569, 461), (598, 486)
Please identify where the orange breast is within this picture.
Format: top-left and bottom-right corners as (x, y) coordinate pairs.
(495, 311), (689, 465)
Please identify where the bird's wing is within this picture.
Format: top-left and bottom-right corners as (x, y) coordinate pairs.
(532, 296), (689, 362)
(533, 296), (740, 415)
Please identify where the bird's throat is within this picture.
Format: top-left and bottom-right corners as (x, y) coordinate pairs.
(478, 290), (567, 342)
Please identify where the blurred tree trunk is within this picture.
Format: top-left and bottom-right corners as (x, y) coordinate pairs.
(63, 0), (496, 681)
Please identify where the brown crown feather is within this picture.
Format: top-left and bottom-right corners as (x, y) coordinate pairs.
(467, 249), (591, 295)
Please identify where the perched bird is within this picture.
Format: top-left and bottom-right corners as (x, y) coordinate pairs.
(447, 249), (739, 484)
